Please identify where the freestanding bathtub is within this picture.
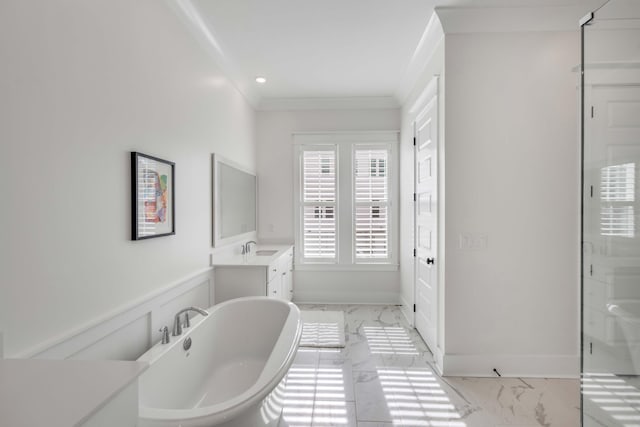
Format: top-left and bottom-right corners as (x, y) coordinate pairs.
(137, 297), (302, 427)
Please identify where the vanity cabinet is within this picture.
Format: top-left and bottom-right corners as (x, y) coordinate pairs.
(266, 250), (294, 300)
(214, 246), (294, 304)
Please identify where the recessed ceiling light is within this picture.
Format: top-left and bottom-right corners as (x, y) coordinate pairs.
(255, 76), (267, 84)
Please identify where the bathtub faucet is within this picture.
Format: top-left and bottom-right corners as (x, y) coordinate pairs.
(172, 306), (209, 336)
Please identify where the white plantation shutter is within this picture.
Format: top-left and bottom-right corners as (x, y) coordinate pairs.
(294, 132), (398, 268)
(600, 163), (635, 237)
(301, 149), (337, 260)
(354, 148), (390, 260)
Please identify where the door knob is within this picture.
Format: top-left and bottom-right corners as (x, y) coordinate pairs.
(426, 258), (435, 265)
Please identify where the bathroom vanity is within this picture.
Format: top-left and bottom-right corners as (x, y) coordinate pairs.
(212, 245), (294, 303)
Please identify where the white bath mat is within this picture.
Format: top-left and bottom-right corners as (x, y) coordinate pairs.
(299, 310), (345, 348)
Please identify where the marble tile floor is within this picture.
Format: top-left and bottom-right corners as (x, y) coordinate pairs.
(582, 374), (640, 427)
(276, 304), (581, 427)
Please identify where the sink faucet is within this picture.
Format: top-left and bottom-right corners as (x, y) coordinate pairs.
(172, 306), (209, 336)
(244, 240), (257, 255)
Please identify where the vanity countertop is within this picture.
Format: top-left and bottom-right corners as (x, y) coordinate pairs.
(0, 358), (148, 427)
(211, 244), (293, 267)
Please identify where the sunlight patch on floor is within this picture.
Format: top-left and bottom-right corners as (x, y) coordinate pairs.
(364, 326), (420, 356)
(378, 368), (466, 426)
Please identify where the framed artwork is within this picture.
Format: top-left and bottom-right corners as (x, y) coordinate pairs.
(131, 152), (175, 240)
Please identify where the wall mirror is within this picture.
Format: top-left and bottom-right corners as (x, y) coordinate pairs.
(212, 154), (257, 247)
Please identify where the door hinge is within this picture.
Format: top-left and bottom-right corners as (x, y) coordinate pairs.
(413, 192), (416, 202)
(590, 264), (593, 276)
(413, 137), (416, 146)
(413, 248), (416, 257)
(591, 106), (594, 118)
(413, 304), (416, 312)
(589, 342), (593, 354)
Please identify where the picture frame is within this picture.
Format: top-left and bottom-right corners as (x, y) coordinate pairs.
(131, 152), (175, 240)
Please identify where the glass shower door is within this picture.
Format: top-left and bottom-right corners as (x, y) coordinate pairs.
(582, 1), (640, 425)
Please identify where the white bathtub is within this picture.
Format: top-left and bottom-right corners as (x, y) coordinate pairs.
(137, 297), (302, 427)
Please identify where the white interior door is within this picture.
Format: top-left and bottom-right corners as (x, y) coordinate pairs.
(584, 84), (640, 375)
(414, 78), (439, 354)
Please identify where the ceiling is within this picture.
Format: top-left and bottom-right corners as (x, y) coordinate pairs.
(175, 0), (606, 108)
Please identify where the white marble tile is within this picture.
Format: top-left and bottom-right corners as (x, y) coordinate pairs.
(280, 397), (314, 427)
(294, 348), (321, 367)
(492, 425), (540, 427)
(282, 362), (354, 424)
(344, 340), (386, 372)
(344, 305), (405, 325)
(379, 349), (434, 370)
(377, 366), (480, 427)
(289, 305), (581, 427)
(582, 374), (640, 427)
(279, 377), (315, 427)
(583, 411), (614, 427)
(311, 401), (357, 426)
(317, 358), (355, 402)
(316, 347), (346, 361)
(356, 423), (395, 427)
(298, 304), (332, 311)
(283, 365), (319, 407)
(354, 370), (403, 424)
(443, 377), (580, 427)
(353, 354), (387, 374)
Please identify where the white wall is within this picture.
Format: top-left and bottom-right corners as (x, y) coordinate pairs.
(442, 31), (580, 377)
(0, 0), (255, 357)
(256, 108), (402, 303)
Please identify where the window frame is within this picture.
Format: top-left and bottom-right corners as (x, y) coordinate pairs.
(293, 132), (399, 271)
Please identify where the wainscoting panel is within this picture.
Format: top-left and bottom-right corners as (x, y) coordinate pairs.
(151, 277), (213, 347)
(70, 314), (151, 361)
(25, 268), (215, 361)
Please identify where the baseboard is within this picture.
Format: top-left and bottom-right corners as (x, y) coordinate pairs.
(395, 300), (445, 375)
(293, 291), (400, 305)
(442, 353), (580, 378)
(294, 298), (401, 305)
(433, 348), (444, 375)
(399, 294), (414, 327)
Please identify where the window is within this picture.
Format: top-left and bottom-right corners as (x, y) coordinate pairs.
(354, 149), (389, 259)
(294, 132), (398, 269)
(301, 149), (337, 259)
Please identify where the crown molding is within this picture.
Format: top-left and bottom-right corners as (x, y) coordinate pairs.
(435, 4), (603, 34)
(257, 96), (399, 111)
(394, 12), (444, 107)
(596, 0), (640, 20)
(165, 0), (260, 107)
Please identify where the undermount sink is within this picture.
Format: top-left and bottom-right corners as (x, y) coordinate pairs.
(255, 250), (278, 256)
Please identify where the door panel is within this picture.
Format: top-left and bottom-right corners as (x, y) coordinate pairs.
(418, 192), (432, 215)
(414, 77), (439, 354)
